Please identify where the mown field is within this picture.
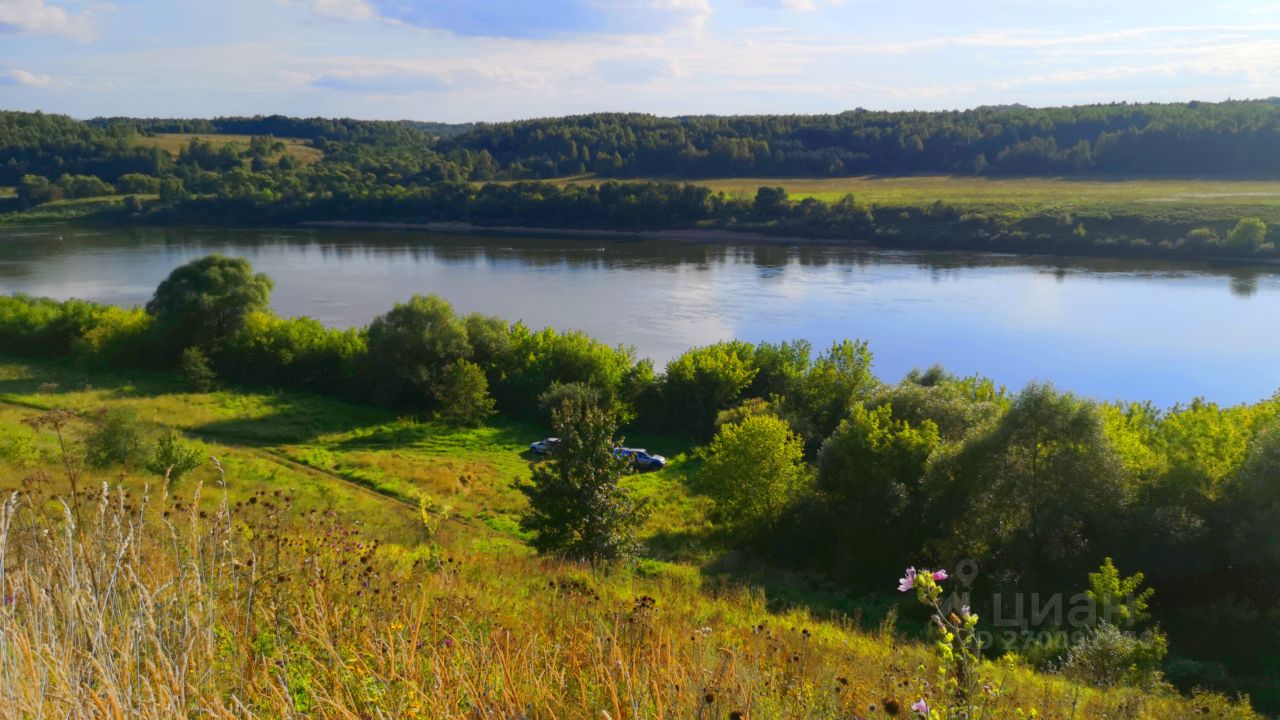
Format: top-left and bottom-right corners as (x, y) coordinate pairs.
(0, 354), (1256, 718)
(556, 175), (1280, 225)
(133, 132), (324, 165)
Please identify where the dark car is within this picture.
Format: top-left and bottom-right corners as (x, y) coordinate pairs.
(613, 446), (667, 470)
(529, 437), (561, 455)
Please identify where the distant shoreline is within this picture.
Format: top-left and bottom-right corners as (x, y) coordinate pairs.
(299, 220), (864, 246)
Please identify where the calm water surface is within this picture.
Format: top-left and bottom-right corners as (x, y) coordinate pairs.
(2, 225), (1278, 406)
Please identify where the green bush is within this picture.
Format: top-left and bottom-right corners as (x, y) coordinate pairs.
(1064, 623), (1168, 689)
(180, 347), (218, 391)
(145, 430), (203, 482)
(84, 406), (148, 469)
(435, 359), (495, 426)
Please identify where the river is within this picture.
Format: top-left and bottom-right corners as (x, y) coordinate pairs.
(2, 225), (1277, 406)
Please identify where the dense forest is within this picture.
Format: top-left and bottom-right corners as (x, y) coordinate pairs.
(2, 255), (1279, 709)
(441, 101), (1280, 178)
(4, 102), (1280, 258)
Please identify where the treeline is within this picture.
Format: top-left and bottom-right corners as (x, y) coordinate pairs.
(0, 111), (170, 186)
(87, 114), (474, 142)
(1, 255), (1279, 706)
(442, 101), (1280, 178)
(6, 105), (1280, 259)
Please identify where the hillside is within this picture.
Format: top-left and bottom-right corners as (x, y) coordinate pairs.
(0, 355), (1259, 719)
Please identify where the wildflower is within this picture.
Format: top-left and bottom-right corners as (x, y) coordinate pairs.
(911, 699), (929, 716)
(883, 697), (902, 715)
(897, 567), (918, 592)
(932, 569), (948, 582)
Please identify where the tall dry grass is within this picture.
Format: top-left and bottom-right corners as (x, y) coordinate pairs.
(0, 460), (1261, 719)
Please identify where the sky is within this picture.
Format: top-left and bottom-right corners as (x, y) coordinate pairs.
(1, 0), (1279, 122)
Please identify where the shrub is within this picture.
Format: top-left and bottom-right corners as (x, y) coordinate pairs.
(1064, 623), (1168, 689)
(180, 347), (218, 391)
(435, 359), (495, 426)
(56, 174), (115, 199)
(699, 414), (807, 536)
(84, 406), (148, 469)
(145, 430), (203, 482)
(1227, 217), (1267, 252)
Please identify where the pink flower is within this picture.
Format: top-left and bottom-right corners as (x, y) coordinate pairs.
(897, 567), (918, 592)
(911, 699), (929, 715)
(932, 569), (948, 582)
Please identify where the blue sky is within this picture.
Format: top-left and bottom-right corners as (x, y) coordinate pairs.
(2, 0), (1278, 122)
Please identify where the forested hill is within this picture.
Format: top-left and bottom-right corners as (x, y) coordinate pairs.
(86, 115), (475, 141)
(442, 100), (1280, 178)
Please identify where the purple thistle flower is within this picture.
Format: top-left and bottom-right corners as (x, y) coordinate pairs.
(898, 567), (918, 592)
(911, 699), (929, 715)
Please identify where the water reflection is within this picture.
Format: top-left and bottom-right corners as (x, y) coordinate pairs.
(1, 225), (1279, 406)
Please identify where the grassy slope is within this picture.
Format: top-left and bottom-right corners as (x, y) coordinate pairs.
(556, 175), (1280, 225)
(0, 355), (1259, 718)
(133, 132), (324, 165)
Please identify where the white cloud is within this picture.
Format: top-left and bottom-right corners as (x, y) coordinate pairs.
(293, 0), (374, 21)
(0, 0), (101, 40)
(1, 68), (55, 86)
(745, 0), (844, 10)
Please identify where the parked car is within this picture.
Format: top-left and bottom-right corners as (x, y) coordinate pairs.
(613, 446), (667, 470)
(529, 437), (560, 455)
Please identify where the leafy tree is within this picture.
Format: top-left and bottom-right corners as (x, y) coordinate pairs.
(56, 174), (114, 199)
(365, 294), (471, 407)
(1226, 217), (1267, 251)
(158, 176), (188, 204)
(927, 383), (1128, 587)
(517, 399), (648, 562)
(180, 347), (218, 391)
(84, 406), (148, 469)
(786, 339), (875, 442)
(1227, 422), (1280, 573)
(146, 430), (203, 482)
(436, 359), (495, 426)
(817, 403), (940, 571)
(146, 254), (273, 354)
(700, 414), (807, 535)
(16, 174), (60, 207)
(1086, 557), (1155, 628)
(660, 341), (757, 440)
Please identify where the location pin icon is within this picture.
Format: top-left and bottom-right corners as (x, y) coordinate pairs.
(955, 558), (979, 588)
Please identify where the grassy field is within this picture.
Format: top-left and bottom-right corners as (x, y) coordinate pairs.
(556, 175), (1280, 225)
(0, 355), (1260, 718)
(0, 194), (148, 225)
(133, 132), (324, 165)
(0, 354), (1258, 718)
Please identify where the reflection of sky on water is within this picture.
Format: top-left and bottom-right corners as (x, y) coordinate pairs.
(1, 225), (1278, 406)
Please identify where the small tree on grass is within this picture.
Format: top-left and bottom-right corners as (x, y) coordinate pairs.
(84, 406), (148, 469)
(517, 399), (649, 562)
(180, 347), (218, 392)
(146, 430), (203, 482)
(700, 414), (807, 536)
(435, 359), (495, 426)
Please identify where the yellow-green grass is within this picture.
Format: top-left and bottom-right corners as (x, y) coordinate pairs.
(0, 194), (149, 225)
(555, 174), (1280, 225)
(0, 354), (1262, 717)
(0, 357), (701, 550)
(133, 132), (324, 165)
